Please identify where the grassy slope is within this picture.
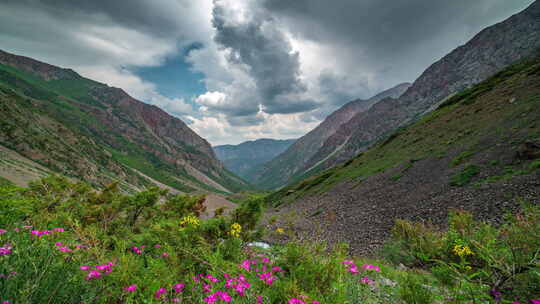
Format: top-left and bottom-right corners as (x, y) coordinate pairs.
(0, 64), (245, 194)
(268, 57), (540, 205)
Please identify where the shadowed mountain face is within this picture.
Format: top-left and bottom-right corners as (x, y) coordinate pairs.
(0, 49), (247, 193)
(253, 0), (540, 189)
(213, 138), (296, 180)
(251, 83), (411, 189)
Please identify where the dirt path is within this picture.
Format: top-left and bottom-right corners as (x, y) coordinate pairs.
(201, 194), (237, 219)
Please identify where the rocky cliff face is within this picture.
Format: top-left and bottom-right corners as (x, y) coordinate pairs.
(252, 83), (410, 189)
(214, 138), (296, 180)
(304, 0), (540, 173)
(0, 49), (246, 193)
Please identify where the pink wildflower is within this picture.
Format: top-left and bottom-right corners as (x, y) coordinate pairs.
(95, 262), (114, 274)
(30, 230), (51, 237)
(125, 284), (137, 292)
(54, 242), (63, 247)
(131, 247), (143, 255)
(53, 228), (65, 232)
(258, 272), (277, 285)
(80, 265), (90, 271)
(206, 274), (219, 283)
(58, 247), (73, 253)
(172, 283), (185, 293)
(205, 291), (232, 304)
(0, 229), (7, 234)
(271, 266), (284, 273)
(155, 287), (167, 299)
(362, 264), (381, 272)
(340, 260), (354, 265)
(530, 301), (540, 304)
(348, 265), (359, 274)
(288, 299), (306, 304)
(0, 248), (11, 256)
(85, 270), (101, 281)
(360, 276), (374, 285)
(240, 260), (251, 271)
(313, 302), (321, 304)
(154, 244), (161, 249)
(162, 252), (169, 258)
(203, 284), (212, 293)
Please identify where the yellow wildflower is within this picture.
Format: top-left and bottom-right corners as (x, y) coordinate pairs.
(229, 223), (242, 238)
(275, 228), (285, 234)
(179, 215), (200, 230)
(452, 244), (474, 257)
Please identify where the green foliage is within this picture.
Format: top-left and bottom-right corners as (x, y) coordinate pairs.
(2, 177), (539, 303)
(398, 272), (435, 304)
(383, 205), (540, 302)
(450, 164), (480, 186)
(231, 194), (264, 231)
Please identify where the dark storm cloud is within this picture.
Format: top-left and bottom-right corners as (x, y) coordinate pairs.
(1, 0), (191, 38)
(212, 1), (317, 116)
(263, 0), (535, 87)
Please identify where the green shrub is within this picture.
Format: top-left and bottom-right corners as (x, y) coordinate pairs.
(384, 204), (540, 302)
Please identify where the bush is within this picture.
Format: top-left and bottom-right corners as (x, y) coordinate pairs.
(383, 204), (540, 302)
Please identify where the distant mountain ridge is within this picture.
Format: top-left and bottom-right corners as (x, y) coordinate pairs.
(214, 138), (296, 180)
(251, 83), (411, 189)
(254, 0), (540, 189)
(0, 49), (246, 193)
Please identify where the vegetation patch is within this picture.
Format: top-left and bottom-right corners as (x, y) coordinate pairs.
(450, 164), (480, 187)
(450, 151), (475, 168)
(1, 176), (539, 303)
(381, 206), (540, 302)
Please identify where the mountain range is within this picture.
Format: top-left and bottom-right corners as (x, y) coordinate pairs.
(251, 83), (411, 189)
(213, 138), (296, 180)
(0, 49), (246, 193)
(252, 0), (540, 189)
(263, 0), (540, 254)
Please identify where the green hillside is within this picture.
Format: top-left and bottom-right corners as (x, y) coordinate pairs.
(268, 56), (540, 205)
(0, 57), (246, 194)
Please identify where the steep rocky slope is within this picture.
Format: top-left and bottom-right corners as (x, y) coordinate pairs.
(256, 1), (540, 189)
(265, 57), (540, 254)
(252, 83), (410, 189)
(214, 138), (296, 180)
(0, 49), (247, 193)
(309, 0), (540, 172)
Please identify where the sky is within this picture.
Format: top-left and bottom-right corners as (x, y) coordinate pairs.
(0, 0), (535, 145)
